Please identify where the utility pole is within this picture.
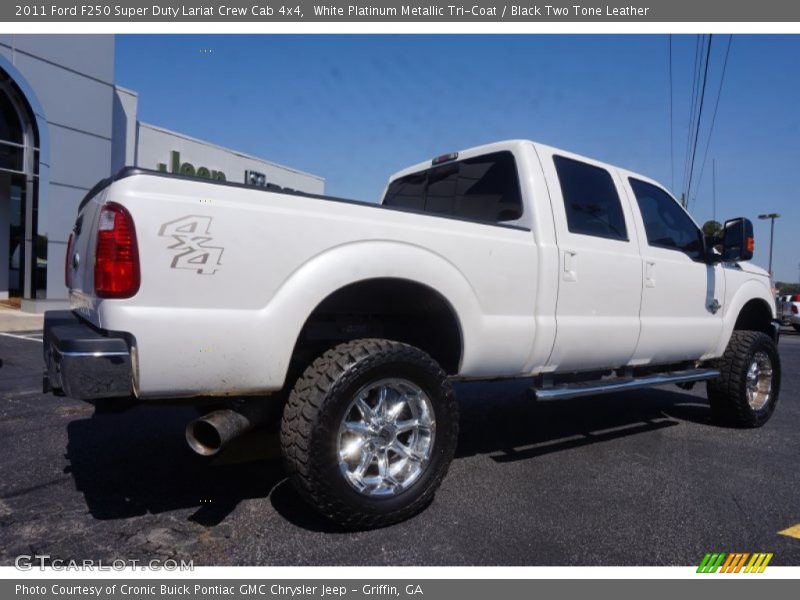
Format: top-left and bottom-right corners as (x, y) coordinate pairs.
(758, 213), (780, 278)
(712, 159), (716, 224)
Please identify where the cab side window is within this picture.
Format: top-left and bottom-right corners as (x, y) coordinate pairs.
(629, 178), (704, 261)
(553, 155), (628, 241)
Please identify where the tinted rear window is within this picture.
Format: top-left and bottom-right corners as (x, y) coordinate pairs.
(554, 155), (628, 241)
(383, 151), (523, 224)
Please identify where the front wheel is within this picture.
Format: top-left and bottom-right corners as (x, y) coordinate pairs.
(280, 339), (459, 529)
(707, 331), (781, 427)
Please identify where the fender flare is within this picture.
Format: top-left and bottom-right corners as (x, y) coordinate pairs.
(715, 277), (775, 356)
(256, 240), (482, 386)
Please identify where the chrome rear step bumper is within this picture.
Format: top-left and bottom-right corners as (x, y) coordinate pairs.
(43, 310), (134, 401)
(533, 368), (720, 401)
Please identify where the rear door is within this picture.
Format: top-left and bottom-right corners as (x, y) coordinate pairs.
(534, 145), (644, 372)
(623, 175), (725, 363)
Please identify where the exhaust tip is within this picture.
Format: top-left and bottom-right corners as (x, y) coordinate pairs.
(185, 403), (267, 457)
(186, 419), (223, 456)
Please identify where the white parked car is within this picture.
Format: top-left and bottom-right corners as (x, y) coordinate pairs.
(44, 140), (782, 527)
(786, 294), (800, 331)
(775, 294), (791, 324)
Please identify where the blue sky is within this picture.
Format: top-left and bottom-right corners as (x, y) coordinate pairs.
(116, 35), (800, 283)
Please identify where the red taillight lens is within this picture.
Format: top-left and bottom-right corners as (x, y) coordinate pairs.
(64, 232), (74, 288)
(793, 294), (800, 302)
(94, 202), (140, 298)
(793, 304), (799, 315)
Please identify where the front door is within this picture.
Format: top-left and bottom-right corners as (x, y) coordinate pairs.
(624, 176), (724, 364)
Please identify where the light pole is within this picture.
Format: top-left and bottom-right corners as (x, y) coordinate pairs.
(758, 213), (780, 278)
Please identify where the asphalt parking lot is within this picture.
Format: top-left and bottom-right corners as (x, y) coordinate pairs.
(1, 328), (798, 566)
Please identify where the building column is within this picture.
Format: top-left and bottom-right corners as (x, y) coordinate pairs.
(0, 172), (10, 299)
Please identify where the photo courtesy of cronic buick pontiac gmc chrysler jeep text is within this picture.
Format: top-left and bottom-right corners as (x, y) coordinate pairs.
(43, 140), (782, 528)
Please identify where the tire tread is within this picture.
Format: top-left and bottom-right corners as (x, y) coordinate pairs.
(707, 330), (780, 428)
(280, 338), (458, 529)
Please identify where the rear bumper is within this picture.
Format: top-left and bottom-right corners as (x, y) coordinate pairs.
(43, 310), (134, 400)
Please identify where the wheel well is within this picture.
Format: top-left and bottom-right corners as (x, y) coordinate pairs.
(289, 278), (463, 378)
(734, 299), (773, 335)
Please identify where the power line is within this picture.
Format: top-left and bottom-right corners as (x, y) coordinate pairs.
(683, 35), (708, 199)
(691, 35), (733, 208)
(681, 35), (703, 199)
(669, 35), (674, 192)
(684, 34), (713, 203)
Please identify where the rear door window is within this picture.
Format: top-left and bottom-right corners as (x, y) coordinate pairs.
(383, 151), (523, 224)
(553, 155), (628, 241)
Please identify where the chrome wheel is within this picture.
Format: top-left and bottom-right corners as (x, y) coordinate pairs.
(746, 351), (773, 411)
(337, 378), (435, 497)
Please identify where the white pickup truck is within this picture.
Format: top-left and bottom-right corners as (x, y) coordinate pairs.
(44, 140), (781, 528)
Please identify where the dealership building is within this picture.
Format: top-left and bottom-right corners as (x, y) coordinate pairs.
(0, 35), (324, 312)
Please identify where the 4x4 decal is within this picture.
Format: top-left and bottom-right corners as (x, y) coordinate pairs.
(158, 215), (224, 275)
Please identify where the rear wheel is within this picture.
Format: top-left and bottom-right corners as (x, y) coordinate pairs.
(707, 331), (781, 427)
(280, 339), (458, 529)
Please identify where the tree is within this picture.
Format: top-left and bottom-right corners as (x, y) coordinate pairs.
(775, 282), (800, 295)
(702, 220), (723, 238)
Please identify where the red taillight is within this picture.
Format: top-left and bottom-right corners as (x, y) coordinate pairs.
(793, 304), (799, 315)
(793, 294), (800, 303)
(65, 232), (74, 288)
(94, 202), (140, 298)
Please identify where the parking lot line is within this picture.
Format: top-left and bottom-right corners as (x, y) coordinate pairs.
(778, 524), (800, 539)
(0, 332), (42, 343)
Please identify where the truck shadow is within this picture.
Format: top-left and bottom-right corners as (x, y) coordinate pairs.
(64, 382), (714, 532)
(452, 379), (711, 463)
(64, 405), (283, 527)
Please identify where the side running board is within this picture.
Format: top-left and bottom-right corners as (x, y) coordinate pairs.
(532, 368), (720, 401)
